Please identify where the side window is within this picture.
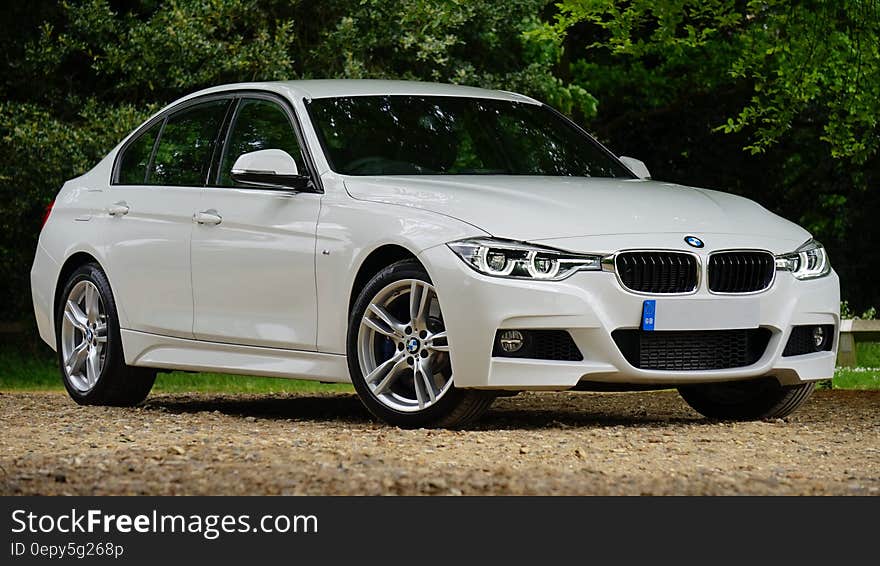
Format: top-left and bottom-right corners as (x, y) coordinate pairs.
(148, 100), (229, 187)
(218, 99), (303, 187)
(117, 122), (161, 184)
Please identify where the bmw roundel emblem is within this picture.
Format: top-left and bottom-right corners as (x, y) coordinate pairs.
(406, 338), (420, 353)
(684, 235), (704, 248)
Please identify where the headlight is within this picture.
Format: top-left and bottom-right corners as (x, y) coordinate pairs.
(775, 239), (831, 280)
(447, 238), (602, 281)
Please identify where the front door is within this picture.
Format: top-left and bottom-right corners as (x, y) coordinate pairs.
(190, 96), (320, 350)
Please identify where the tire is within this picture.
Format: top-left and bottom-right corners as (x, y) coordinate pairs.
(678, 378), (814, 420)
(347, 259), (494, 428)
(55, 263), (156, 406)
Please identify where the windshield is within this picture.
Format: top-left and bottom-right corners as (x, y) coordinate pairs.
(306, 95), (633, 178)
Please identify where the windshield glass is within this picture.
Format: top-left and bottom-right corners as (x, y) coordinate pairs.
(307, 95), (633, 178)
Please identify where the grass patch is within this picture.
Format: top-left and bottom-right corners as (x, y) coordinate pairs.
(818, 342), (880, 390)
(829, 367), (880, 390)
(153, 373), (353, 394)
(854, 342), (880, 367)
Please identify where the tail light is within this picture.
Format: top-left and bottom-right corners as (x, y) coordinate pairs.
(41, 199), (55, 229)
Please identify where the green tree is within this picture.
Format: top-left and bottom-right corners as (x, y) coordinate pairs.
(549, 0), (880, 162)
(308, 0), (595, 116)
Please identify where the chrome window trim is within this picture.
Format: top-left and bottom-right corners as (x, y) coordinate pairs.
(111, 89), (324, 193)
(111, 93), (234, 188)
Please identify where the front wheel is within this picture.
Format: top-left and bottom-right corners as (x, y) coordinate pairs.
(678, 378), (814, 420)
(347, 260), (494, 428)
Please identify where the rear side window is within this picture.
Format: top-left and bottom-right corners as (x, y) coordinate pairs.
(218, 99), (303, 187)
(117, 122), (160, 184)
(148, 100), (229, 187)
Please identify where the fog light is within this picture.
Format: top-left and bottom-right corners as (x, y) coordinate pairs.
(499, 330), (524, 353)
(812, 326), (826, 350)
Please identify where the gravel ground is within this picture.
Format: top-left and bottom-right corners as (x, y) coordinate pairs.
(1, 389), (877, 495)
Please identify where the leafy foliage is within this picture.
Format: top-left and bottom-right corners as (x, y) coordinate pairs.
(22, 0), (297, 104)
(307, 0), (594, 116)
(840, 301), (877, 320)
(551, 0), (880, 162)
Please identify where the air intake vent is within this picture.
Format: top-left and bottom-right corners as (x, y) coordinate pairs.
(708, 251), (775, 293)
(615, 252), (698, 294)
(783, 325), (834, 356)
(492, 330), (583, 361)
(612, 329), (771, 371)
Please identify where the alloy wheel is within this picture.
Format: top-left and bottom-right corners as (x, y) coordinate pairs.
(357, 279), (453, 412)
(60, 280), (108, 393)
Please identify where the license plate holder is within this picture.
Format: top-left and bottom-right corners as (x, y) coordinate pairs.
(642, 298), (760, 331)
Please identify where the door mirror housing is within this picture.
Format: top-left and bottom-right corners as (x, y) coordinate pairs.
(230, 149), (314, 191)
(619, 156), (651, 180)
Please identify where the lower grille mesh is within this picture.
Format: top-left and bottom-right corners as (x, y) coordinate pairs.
(612, 329), (771, 371)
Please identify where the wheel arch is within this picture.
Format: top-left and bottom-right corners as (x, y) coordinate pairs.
(54, 252), (103, 324)
(348, 244), (421, 315)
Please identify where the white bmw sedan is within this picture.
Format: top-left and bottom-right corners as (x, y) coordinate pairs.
(31, 80), (839, 427)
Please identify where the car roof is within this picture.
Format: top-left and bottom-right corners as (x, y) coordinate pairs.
(177, 79), (540, 105)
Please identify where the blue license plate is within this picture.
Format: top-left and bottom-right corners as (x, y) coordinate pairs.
(642, 300), (656, 331)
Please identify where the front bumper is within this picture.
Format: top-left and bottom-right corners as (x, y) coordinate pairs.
(420, 245), (840, 390)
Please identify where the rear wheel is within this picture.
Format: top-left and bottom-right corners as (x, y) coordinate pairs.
(56, 263), (156, 406)
(678, 378), (814, 420)
(347, 260), (494, 428)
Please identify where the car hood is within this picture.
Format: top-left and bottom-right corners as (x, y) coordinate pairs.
(343, 176), (811, 254)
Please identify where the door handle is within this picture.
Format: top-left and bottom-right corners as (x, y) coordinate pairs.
(107, 201), (130, 216)
(193, 209), (222, 226)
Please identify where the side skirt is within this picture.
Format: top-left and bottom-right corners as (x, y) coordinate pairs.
(120, 329), (350, 383)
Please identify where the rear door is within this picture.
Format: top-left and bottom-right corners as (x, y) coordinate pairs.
(190, 94), (321, 350)
(104, 97), (230, 338)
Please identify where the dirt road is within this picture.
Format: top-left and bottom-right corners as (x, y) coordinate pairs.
(1, 389), (877, 495)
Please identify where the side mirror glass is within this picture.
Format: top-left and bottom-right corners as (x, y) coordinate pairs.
(619, 156), (651, 180)
(230, 149), (313, 191)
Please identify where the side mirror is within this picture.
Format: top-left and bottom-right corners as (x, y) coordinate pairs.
(619, 156), (651, 180)
(230, 149), (313, 191)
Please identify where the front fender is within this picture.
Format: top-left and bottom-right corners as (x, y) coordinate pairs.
(315, 188), (487, 354)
